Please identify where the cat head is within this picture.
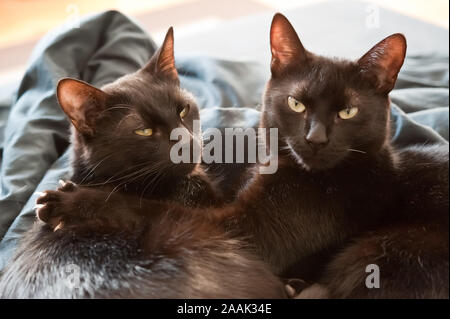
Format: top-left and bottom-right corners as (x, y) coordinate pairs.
(263, 13), (406, 171)
(57, 28), (201, 184)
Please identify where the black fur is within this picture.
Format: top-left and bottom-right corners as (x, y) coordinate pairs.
(223, 14), (449, 298)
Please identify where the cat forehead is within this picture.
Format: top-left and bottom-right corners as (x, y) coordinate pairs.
(288, 77), (352, 98)
(275, 78), (362, 111)
(310, 62), (358, 85)
(104, 77), (194, 108)
(345, 88), (362, 105)
(286, 62), (365, 98)
(104, 82), (196, 127)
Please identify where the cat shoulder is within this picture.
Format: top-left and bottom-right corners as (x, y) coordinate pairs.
(396, 143), (448, 174)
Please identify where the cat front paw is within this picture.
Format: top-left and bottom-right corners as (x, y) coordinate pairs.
(35, 180), (77, 230)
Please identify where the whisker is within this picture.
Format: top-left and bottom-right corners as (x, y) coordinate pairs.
(139, 162), (173, 207)
(347, 148), (367, 154)
(84, 162), (153, 187)
(104, 161), (170, 202)
(104, 167), (152, 202)
(78, 154), (114, 185)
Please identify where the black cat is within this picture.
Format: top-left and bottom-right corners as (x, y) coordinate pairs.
(0, 28), (285, 299)
(234, 14), (448, 298)
(19, 15), (449, 299)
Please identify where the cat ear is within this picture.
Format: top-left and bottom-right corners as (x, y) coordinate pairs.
(57, 78), (108, 136)
(143, 27), (179, 83)
(270, 13), (307, 77)
(358, 33), (407, 93)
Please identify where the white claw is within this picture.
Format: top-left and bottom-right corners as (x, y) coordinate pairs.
(58, 179), (66, 187)
(34, 191), (46, 197)
(54, 222), (64, 231)
(285, 284), (296, 298)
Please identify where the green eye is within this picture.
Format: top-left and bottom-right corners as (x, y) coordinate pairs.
(338, 107), (359, 119)
(288, 96), (306, 113)
(179, 105), (190, 118)
(134, 128), (153, 136)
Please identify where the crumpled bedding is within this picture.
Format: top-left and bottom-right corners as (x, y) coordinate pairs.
(0, 10), (448, 269)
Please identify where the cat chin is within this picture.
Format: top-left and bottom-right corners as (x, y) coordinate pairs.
(285, 139), (329, 171)
(288, 147), (315, 171)
(293, 155), (323, 172)
(296, 157), (338, 172)
(288, 146), (341, 172)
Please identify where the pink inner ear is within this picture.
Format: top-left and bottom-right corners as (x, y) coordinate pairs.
(156, 27), (179, 82)
(140, 27), (179, 83)
(271, 30), (298, 61)
(358, 34), (406, 92)
(158, 50), (178, 81)
(57, 79), (107, 135)
(270, 13), (306, 74)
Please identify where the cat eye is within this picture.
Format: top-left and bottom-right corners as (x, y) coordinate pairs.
(179, 105), (190, 119)
(288, 96), (306, 113)
(134, 128), (153, 136)
(338, 107), (359, 120)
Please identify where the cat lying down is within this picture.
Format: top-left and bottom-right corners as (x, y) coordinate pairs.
(0, 28), (286, 299)
(1, 14), (448, 299)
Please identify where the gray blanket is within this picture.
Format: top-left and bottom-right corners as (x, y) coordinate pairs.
(0, 10), (448, 269)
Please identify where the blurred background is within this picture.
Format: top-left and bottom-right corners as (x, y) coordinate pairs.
(0, 0), (448, 85)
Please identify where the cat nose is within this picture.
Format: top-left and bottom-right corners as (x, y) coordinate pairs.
(305, 122), (328, 150)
